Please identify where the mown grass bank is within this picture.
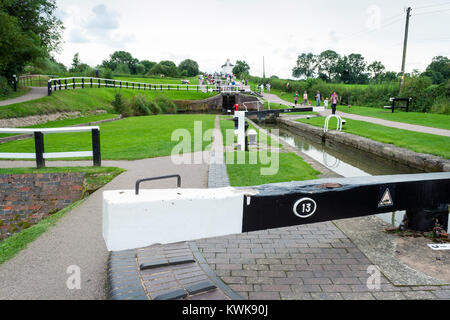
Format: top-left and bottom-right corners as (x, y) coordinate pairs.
(297, 116), (450, 159)
(334, 105), (450, 130)
(0, 88), (217, 119)
(225, 151), (320, 186)
(0, 114), (216, 160)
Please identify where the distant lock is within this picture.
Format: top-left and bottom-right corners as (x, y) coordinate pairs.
(293, 198), (317, 218)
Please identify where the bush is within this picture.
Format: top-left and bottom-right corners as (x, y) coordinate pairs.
(111, 92), (132, 117)
(148, 100), (161, 115)
(153, 95), (177, 114)
(431, 96), (450, 114)
(0, 76), (12, 97)
(130, 94), (151, 116)
(99, 67), (114, 80)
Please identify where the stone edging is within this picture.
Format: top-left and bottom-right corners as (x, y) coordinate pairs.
(106, 250), (148, 300)
(278, 117), (450, 173)
(106, 244), (243, 300)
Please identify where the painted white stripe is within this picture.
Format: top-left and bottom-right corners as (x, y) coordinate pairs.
(0, 153), (36, 159)
(43, 151), (93, 159)
(427, 243), (450, 250)
(102, 188), (252, 251)
(0, 126), (99, 134)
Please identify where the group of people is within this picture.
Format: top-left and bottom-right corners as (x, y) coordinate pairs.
(293, 90), (339, 114)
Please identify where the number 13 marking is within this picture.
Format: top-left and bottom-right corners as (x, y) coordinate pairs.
(293, 198), (317, 218)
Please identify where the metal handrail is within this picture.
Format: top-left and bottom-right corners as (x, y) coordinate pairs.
(135, 174), (181, 195)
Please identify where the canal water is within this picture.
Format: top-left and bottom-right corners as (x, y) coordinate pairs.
(261, 123), (423, 227)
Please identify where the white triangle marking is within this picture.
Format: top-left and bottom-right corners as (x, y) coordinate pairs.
(379, 188), (393, 207)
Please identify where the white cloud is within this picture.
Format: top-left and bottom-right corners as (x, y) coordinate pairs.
(54, 0), (450, 78)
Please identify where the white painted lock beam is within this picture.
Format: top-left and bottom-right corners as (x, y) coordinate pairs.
(102, 187), (257, 251)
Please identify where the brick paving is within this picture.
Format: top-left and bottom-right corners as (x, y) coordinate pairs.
(194, 221), (447, 300)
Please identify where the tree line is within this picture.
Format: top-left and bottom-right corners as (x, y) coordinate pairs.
(0, 0), (63, 94)
(292, 50), (449, 85)
(67, 51), (200, 79)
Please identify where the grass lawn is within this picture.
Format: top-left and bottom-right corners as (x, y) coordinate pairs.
(220, 116), (282, 148)
(226, 151), (320, 186)
(0, 87), (31, 101)
(0, 114), (216, 160)
(0, 88), (217, 119)
(0, 166), (124, 265)
(335, 105), (450, 130)
(115, 75), (200, 85)
(298, 116), (450, 159)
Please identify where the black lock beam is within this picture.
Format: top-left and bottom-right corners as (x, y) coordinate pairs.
(240, 173), (450, 233)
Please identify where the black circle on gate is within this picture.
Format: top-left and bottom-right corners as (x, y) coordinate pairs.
(293, 197), (317, 218)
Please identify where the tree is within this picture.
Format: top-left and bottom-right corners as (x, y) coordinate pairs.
(159, 60), (178, 77)
(380, 71), (398, 82)
(70, 53), (80, 72)
(3, 0), (63, 53)
(178, 59), (199, 77)
(347, 53), (368, 84)
(292, 53), (317, 79)
(0, 0), (62, 80)
(149, 61), (178, 77)
(317, 50), (340, 82)
(422, 56), (450, 84)
(136, 63), (145, 75)
(140, 60), (156, 74)
(232, 60), (250, 77)
(102, 51), (139, 74)
(367, 61), (385, 82)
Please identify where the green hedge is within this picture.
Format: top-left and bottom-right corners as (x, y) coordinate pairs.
(250, 75), (450, 114)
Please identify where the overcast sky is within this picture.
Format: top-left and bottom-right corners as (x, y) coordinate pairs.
(54, 0), (450, 79)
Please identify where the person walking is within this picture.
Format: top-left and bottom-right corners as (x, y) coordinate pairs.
(330, 91), (338, 114)
(315, 90), (321, 106)
(303, 91), (308, 105)
(293, 91), (299, 107)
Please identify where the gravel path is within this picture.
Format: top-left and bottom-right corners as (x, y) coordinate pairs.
(0, 87), (47, 107)
(0, 155), (209, 300)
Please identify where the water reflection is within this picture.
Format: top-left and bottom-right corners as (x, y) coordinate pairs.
(262, 124), (423, 227)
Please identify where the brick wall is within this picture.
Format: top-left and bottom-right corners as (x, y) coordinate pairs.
(0, 172), (85, 240)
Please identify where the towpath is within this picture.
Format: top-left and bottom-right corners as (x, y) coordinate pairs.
(262, 93), (450, 137)
(0, 87), (47, 107)
(0, 155), (209, 299)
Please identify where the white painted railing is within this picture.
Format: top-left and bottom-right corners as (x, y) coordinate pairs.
(324, 115), (344, 133)
(0, 126), (101, 168)
(47, 77), (251, 95)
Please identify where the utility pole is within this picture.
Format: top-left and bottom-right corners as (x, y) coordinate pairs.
(263, 56), (266, 79)
(399, 7), (411, 95)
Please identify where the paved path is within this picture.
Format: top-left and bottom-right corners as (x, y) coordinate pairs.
(0, 87), (47, 107)
(262, 93), (450, 137)
(0, 155), (209, 300)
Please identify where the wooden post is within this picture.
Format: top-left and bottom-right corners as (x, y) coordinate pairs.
(34, 132), (45, 168)
(92, 128), (101, 167)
